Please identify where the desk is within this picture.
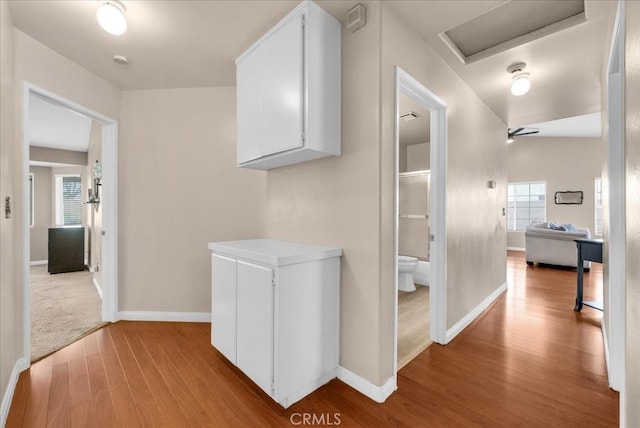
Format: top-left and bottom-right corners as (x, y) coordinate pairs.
(574, 238), (603, 311)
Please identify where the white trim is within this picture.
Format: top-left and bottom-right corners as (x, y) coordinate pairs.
(446, 282), (507, 343)
(29, 260), (47, 266)
(601, 317), (611, 381)
(506, 246), (525, 252)
(92, 277), (103, 301)
(337, 366), (396, 403)
(22, 82), (120, 364)
(0, 357), (29, 426)
(118, 311), (211, 323)
(100, 122), (118, 322)
(393, 67), (448, 387)
(605, 0), (625, 402)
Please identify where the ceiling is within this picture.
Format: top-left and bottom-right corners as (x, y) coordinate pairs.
(29, 93), (92, 151)
(387, 0), (615, 127)
(519, 112), (601, 139)
(8, 0), (616, 134)
(8, 0), (359, 90)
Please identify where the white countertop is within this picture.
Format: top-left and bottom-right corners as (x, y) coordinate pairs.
(208, 239), (342, 266)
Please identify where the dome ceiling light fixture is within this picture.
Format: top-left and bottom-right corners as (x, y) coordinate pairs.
(507, 62), (531, 96)
(96, 0), (127, 36)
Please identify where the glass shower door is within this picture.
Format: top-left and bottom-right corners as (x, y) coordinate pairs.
(399, 172), (430, 260)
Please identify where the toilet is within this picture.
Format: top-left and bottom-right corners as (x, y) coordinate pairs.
(398, 255), (419, 292)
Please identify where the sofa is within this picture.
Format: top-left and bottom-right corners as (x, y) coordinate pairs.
(525, 222), (591, 270)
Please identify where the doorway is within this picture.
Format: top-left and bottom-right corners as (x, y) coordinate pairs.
(393, 67), (447, 375)
(21, 83), (119, 363)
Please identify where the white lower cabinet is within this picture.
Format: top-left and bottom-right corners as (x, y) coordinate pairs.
(209, 239), (342, 408)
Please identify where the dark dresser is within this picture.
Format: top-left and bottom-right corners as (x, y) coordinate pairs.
(48, 227), (85, 274)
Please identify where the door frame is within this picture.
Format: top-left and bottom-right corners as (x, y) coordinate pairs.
(605, 0), (625, 406)
(21, 82), (119, 362)
(393, 67), (448, 378)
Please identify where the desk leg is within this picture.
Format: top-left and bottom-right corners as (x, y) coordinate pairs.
(574, 244), (584, 311)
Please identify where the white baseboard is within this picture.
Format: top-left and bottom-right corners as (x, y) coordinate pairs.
(507, 247), (525, 252)
(280, 369), (338, 408)
(92, 277), (103, 301)
(337, 366), (396, 403)
(601, 317), (612, 388)
(446, 282), (508, 343)
(29, 260), (47, 266)
(1, 357), (29, 426)
(118, 311), (211, 322)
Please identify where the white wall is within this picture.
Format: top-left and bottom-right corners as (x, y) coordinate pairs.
(0, 0), (18, 418)
(119, 87), (266, 313)
(507, 136), (605, 248)
(624, 1), (640, 423)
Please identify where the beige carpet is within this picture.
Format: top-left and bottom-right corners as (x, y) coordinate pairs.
(398, 285), (432, 370)
(31, 265), (105, 362)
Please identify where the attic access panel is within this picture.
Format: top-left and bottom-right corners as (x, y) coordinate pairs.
(442, 0), (585, 63)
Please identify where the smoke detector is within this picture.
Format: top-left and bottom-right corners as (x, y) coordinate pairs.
(113, 55), (129, 65)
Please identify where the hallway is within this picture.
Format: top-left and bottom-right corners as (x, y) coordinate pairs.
(7, 251), (617, 426)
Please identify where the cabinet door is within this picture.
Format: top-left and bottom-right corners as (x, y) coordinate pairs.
(258, 12), (304, 157)
(237, 45), (263, 164)
(211, 254), (237, 364)
(237, 12), (305, 165)
(236, 260), (274, 397)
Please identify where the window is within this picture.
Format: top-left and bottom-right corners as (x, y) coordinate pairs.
(55, 174), (82, 226)
(507, 182), (546, 231)
(29, 173), (34, 228)
(595, 177), (603, 235)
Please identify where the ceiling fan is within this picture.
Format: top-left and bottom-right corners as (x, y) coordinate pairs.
(507, 127), (539, 143)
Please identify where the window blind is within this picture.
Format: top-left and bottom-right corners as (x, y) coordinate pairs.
(595, 178), (603, 235)
(55, 175), (82, 226)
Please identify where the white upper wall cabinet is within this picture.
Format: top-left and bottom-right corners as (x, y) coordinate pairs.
(235, 0), (341, 170)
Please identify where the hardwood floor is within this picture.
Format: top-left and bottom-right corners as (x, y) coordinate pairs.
(7, 251), (618, 427)
(397, 286), (431, 370)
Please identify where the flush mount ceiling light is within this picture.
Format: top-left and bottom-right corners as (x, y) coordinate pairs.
(507, 62), (531, 96)
(97, 1), (127, 36)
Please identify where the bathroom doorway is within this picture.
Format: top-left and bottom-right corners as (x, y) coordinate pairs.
(397, 93), (431, 369)
(393, 68), (447, 374)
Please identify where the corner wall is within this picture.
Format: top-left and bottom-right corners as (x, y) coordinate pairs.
(264, 2), (385, 384)
(380, 3), (507, 342)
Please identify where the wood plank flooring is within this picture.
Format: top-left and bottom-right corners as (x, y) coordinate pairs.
(7, 251), (618, 427)
(397, 286), (431, 370)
